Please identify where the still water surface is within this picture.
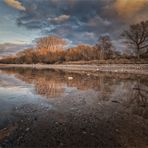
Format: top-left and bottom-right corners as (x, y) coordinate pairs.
(0, 68), (148, 147)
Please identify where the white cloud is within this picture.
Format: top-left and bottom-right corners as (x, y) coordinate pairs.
(48, 15), (70, 24)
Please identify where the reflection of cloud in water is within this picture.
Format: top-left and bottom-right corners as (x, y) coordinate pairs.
(0, 73), (26, 87)
(0, 71), (55, 129)
(0, 72), (45, 113)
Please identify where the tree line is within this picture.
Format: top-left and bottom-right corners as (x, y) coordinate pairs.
(0, 20), (148, 64)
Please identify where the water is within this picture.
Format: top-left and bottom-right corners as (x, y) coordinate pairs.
(0, 67), (148, 147)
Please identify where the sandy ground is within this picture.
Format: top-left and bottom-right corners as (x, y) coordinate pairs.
(0, 64), (148, 75)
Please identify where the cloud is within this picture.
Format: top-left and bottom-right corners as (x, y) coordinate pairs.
(0, 43), (31, 56)
(114, 0), (147, 20)
(48, 15), (70, 24)
(4, 0), (26, 11)
(88, 16), (111, 27)
(4, 0), (148, 46)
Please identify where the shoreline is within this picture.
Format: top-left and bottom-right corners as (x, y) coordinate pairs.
(0, 64), (148, 75)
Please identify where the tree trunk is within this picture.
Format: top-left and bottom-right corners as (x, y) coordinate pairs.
(137, 46), (140, 60)
(100, 49), (104, 60)
(137, 53), (140, 60)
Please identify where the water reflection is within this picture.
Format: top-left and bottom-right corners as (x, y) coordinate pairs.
(0, 67), (148, 147)
(0, 68), (148, 116)
(122, 80), (148, 118)
(0, 68), (148, 103)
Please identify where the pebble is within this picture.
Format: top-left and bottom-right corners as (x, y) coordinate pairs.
(55, 122), (59, 125)
(82, 131), (87, 134)
(25, 128), (30, 132)
(91, 133), (95, 136)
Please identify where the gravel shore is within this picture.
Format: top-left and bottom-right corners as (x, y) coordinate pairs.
(0, 64), (148, 75)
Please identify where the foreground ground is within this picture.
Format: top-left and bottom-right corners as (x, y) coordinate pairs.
(1, 95), (148, 148)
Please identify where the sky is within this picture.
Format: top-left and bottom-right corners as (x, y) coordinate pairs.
(0, 0), (148, 56)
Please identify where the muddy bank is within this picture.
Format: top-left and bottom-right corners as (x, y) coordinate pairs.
(0, 91), (148, 148)
(0, 64), (148, 75)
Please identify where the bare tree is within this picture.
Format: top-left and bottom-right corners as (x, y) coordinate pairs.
(122, 20), (148, 60)
(65, 44), (99, 61)
(97, 35), (113, 60)
(36, 36), (67, 53)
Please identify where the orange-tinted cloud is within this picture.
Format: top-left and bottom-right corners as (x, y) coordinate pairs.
(4, 0), (26, 11)
(114, 0), (146, 19)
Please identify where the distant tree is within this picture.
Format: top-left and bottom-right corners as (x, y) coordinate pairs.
(16, 48), (34, 64)
(122, 20), (148, 60)
(0, 56), (16, 64)
(97, 35), (114, 60)
(36, 36), (67, 53)
(65, 44), (98, 61)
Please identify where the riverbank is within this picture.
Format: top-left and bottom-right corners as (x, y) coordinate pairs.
(0, 64), (148, 75)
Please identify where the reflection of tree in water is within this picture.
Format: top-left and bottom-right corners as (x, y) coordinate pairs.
(133, 84), (148, 107)
(35, 78), (65, 98)
(16, 69), (66, 98)
(1, 68), (148, 104)
(0, 68), (117, 98)
(124, 79), (148, 118)
(0, 68), (66, 98)
(19, 70), (113, 98)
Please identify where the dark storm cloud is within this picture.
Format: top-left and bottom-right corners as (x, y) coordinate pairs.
(14, 0), (148, 45)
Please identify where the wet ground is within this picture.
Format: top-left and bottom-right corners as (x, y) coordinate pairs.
(0, 68), (148, 148)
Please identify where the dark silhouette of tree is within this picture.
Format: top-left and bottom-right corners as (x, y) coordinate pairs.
(122, 20), (148, 60)
(96, 35), (114, 60)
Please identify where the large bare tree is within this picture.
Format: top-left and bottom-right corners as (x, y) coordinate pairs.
(122, 20), (148, 60)
(36, 36), (67, 53)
